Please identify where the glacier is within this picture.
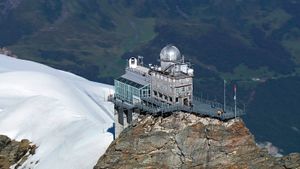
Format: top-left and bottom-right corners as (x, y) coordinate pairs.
(0, 54), (114, 169)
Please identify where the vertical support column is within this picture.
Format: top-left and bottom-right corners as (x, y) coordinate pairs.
(118, 106), (124, 125)
(114, 104), (139, 139)
(115, 105), (125, 139)
(127, 109), (133, 124)
(123, 109), (128, 129)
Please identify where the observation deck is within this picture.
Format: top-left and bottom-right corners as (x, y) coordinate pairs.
(109, 95), (244, 121)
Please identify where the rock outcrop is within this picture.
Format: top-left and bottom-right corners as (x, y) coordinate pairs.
(0, 47), (18, 58)
(94, 113), (300, 169)
(0, 135), (36, 169)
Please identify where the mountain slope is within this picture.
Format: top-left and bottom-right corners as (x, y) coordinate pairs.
(0, 54), (114, 169)
(95, 113), (300, 169)
(1, 0), (300, 154)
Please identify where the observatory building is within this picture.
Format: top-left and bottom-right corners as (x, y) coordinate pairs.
(114, 45), (193, 107)
(110, 45), (244, 137)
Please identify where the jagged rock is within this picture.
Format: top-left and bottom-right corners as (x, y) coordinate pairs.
(0, 47), (18, 58)
(94, 113), (300, 169)
(0, 135), (36, 169)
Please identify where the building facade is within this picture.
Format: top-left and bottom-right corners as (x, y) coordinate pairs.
(114, 45), (194, 107)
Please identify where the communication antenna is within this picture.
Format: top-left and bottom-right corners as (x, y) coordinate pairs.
(223, 79), (226, 112)
(234, 84), (237, 119)
(138, 56), (144, 66)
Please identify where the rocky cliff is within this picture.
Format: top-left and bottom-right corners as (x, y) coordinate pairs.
(0, 135), (36, 169)
(94, 113), (300, 169)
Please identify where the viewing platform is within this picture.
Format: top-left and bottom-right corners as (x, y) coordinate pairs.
(109, 95), (245, 121)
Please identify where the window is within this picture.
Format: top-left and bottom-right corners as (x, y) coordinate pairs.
(164, 95), (168, 100)
(159, 93), (163, 98)
(154, 91), (157, 96)
(176, 97), (179, 102)
(169, 97), (173, 102)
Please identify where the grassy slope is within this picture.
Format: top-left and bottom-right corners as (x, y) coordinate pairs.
(5, 1), (156, 82)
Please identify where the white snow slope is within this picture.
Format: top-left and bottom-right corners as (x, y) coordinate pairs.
(0, 54), (114, 169)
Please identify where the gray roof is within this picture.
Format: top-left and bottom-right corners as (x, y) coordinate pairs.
(121, 71), (149, 86)
(116, 71), (149, 89)
(115, 77), (145, 89)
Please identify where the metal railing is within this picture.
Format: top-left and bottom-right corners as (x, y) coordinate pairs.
(193, 96), (244, 114)
(109, 95), (245, 120)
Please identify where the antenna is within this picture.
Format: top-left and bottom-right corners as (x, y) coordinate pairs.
(138, 56), (144, 66)
(234, 84), (237, 119)
(223, 79), (226, 112)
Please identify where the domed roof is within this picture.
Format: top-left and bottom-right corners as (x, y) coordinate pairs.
(160, 45), (181, 62)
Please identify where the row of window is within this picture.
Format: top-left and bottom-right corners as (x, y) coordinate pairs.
(153, 91), (179, 103)
(175, 86), (192, 93)
(115, 79), (192, 104)
(115, 80), (152, 104)
(152, 73), (191, 83)
(115, 84), (138, 103)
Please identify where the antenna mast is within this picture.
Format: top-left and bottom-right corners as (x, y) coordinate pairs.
(223, 79), (226, 112)
(234, 84), (237, 119)
(138, 56), (144, 66)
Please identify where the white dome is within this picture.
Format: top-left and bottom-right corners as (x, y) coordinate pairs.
(160, 45), (181, 62)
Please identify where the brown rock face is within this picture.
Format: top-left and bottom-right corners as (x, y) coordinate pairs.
(0, 135), (36, 169)
(94, 113), (300, 169)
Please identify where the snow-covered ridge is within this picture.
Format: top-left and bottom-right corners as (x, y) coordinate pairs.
(0, 54), (114, 169)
